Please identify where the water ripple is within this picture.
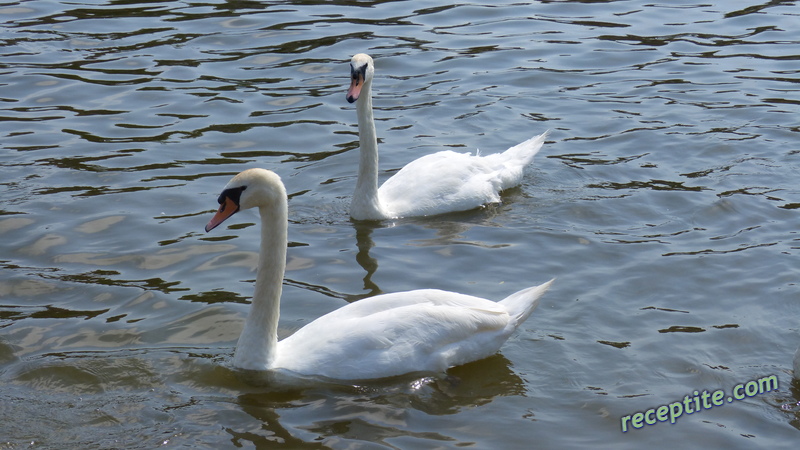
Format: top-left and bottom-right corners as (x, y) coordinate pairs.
(1, 0), (799, 447)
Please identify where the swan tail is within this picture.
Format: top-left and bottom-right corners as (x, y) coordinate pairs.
(499, 278), (555, 327)
(481, 130), (548, 190)
(501, 130), (549, 166)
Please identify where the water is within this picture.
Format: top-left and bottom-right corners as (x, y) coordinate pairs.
(1, 0), (799, 447)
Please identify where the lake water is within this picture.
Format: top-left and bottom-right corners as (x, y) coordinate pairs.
(1, 0), (799, 448)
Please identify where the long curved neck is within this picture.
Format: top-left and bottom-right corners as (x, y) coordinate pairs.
(350, 80), (386, 220)
(233, 199), (287, 370)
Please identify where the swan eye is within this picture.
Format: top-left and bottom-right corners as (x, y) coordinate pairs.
(218, 185), (246, 206)
(351, 63), (367, 85)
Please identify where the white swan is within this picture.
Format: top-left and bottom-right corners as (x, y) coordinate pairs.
(205, 168), (554, 381)
(346, 53), (549, 220)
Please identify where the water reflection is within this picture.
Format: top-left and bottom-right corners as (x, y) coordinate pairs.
(232, 354), (525, 447)
(2, 0), (799, 446)
(353, 221), (381, 298)
(0, 344), (527, 447)
(348, 199), (524, 298)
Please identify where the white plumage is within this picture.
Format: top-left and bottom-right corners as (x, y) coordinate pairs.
(346, 53), (549, 220)
(205, 168), (554, 381)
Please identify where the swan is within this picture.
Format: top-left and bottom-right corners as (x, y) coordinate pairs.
(205, 168), (554, 381)
(346, 52), (549, 220)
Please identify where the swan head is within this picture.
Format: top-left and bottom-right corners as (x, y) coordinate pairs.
(205, 168), (286, 232)
(346, 53), (374, 104)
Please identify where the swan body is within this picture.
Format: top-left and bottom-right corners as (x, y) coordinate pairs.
(205, 168), (554, 381)
(347, 52), (549, 220)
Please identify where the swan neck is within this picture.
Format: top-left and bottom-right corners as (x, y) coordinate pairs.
(233, 200), (287, 370)
(351, 81), (385, 219)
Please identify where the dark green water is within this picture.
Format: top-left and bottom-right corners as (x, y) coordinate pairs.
(1, 1), (798, 448)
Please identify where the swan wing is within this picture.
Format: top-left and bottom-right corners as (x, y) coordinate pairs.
(274, 289), (515, 380)
(378, 151), (502, 218)
(377, 130), (547, 218)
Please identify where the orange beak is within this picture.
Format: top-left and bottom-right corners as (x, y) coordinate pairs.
(205, 196), (239, 232)
(346, 70), (364, 103)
